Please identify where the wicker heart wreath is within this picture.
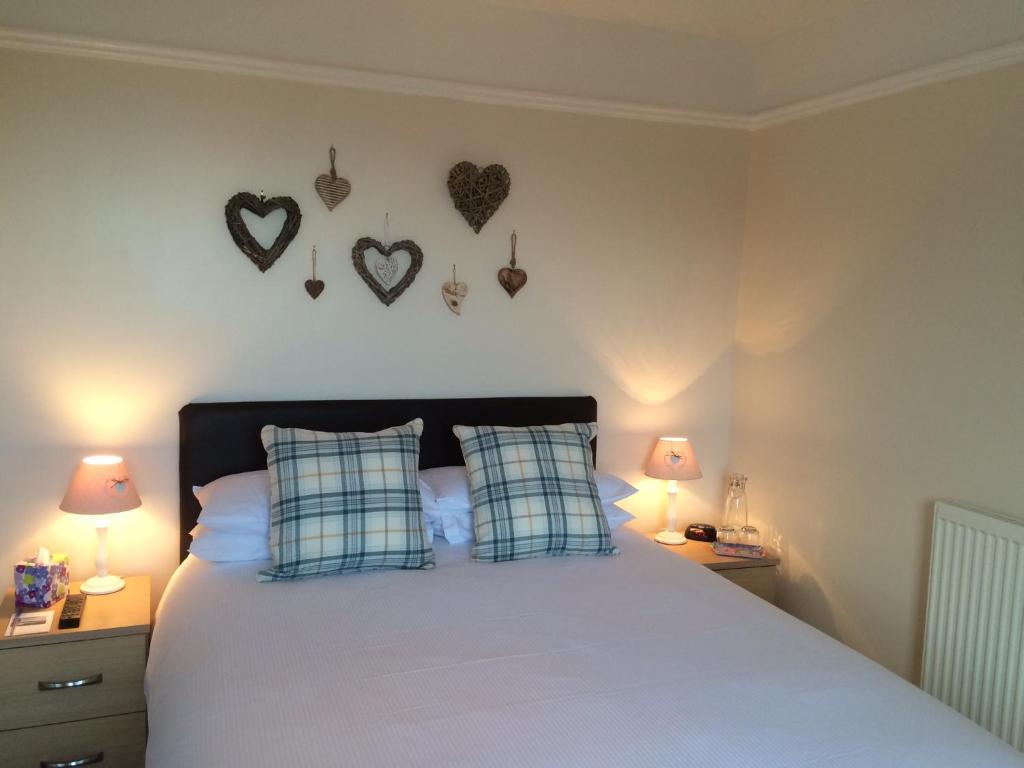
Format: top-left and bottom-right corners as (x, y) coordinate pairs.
(225, 192), (302, 272)
(352, 237), (424, 306)
(447, 162), (510, 233)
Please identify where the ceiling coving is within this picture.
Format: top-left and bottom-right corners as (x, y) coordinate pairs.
(0, 0), (1022, 126)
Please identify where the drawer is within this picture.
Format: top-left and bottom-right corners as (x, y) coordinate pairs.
(0, 711), (146, 768)
(0, 635), (146, 730)
(719, 566), (777, 603)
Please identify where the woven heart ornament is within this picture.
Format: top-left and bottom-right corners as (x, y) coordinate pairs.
(447, 161), (510, 233)
(352, 237), (423, 306)
(314, 146), (351, 211)
(224, 191), (302, 272)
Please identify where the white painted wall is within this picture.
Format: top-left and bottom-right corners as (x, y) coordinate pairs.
(732, 63), (1024, 680)
(0, 50), (750, 599)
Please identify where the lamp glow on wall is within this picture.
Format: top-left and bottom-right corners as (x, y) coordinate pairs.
(645, 437), (702, 545)
(60, 455), (141, 594)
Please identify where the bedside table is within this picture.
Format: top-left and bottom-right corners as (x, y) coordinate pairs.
(0, 575), (150, 767)
(647, 534), (780, 603)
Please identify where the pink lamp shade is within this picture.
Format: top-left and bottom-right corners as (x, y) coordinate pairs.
(644, 437), (703, 481)
(60, 455), (141, 516)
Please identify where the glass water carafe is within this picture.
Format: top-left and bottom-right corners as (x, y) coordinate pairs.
(722, 473), (758, 544)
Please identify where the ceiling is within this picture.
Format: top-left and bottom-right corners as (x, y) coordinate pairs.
(0, 0), (1021, 119)
(481, 0), (865, 41)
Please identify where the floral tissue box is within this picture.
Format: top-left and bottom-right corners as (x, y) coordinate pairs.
(14, 554), (70, 608)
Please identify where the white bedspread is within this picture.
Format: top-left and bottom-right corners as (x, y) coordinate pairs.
(146, 530), (1020, 767)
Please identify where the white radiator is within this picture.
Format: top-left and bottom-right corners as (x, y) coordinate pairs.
(922, 501), (1024, 751)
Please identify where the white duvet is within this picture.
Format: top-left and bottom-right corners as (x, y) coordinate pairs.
(146, 530), (1020, 767)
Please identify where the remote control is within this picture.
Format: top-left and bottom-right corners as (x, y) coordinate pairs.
(59, 593), (87, 629)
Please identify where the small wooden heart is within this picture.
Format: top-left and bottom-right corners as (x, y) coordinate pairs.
(447, 161), (510, 233)
(442, 280), (468, 315)
(305, 279), (325, 299)
(498, 267), (527, 298)
(315, 146), (351, 211)
(352, 237), (423, 306)
(225, 192), (302, 272)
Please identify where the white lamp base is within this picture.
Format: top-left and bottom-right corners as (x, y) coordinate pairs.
(79, 574), (125, 595)
(654, 530), (687, 546)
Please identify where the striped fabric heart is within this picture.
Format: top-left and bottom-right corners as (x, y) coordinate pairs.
(314, 146), (351, 211)
(314, 172), (351, 211)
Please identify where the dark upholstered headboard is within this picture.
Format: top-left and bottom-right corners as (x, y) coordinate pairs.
(179, 396), (598, 561)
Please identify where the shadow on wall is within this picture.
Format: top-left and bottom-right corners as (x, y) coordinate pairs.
(778, 571), (839, 642)
(734, 238), (869, 357)
(911, 500), (938, 684)
(585, 346), (739, 531)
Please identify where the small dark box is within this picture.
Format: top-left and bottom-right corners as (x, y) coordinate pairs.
(685, 523), (717, 542)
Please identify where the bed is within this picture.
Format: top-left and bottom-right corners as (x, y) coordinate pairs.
(145, 397), (1021, 766)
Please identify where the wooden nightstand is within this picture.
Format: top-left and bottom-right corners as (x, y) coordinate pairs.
(647, 534), (780, 603)
(0, 575), (150, 767)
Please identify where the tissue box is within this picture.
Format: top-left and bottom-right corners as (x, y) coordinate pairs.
(14, 555), (70, 608)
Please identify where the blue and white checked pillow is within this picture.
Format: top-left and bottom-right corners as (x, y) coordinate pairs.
(452, 422), (617, 562)
(258, 419), (434, 581)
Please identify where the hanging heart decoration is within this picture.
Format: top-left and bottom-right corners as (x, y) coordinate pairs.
(498, 230), (527, 298)
(314, 146), (351, 211)
(447, 161), (510, 233)
(305, 280), (325, 299)
(225, 191), (302, 272)
(442, 264), (468, 315)
(374, 253), (399, 286)
(305, 246), (325, 299)
(352, 237), (424, 306)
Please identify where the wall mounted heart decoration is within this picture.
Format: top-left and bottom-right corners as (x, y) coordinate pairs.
(352, 237), (424, 306)
(314, 146), (351, 211)
(375, 252), (399, 286)
(498, 230), (527, 298)
(225, 191), (302, 272)
(442, 264), (468, 315)
(447, 161), (510, 233)
(305, 246), (325, 299)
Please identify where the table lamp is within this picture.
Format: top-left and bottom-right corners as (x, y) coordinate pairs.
(60, 455), (141, 594)
(645, 437), (702, 545)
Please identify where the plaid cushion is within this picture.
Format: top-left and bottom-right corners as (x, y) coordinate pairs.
(258, 419), (434, 581)
(453, 422), (617, 562)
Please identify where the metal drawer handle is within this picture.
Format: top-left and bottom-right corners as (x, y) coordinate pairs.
(37, 673), (103, 691)
(40, 752), (104, 768)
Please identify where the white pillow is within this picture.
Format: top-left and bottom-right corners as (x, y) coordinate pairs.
(439, 505), (474, 544)
(419, 484), (442, 541)
(194, 469), (443, 539)
(188, 525), (271, 562)
(596, 472), (640, 504)
(433, 501), (633, 544)
(421, 467), (638, 508)
(419, 467), (638, 541)
(602, 502), (636, 530)
(194, 470), (271, 535)
(419, 466), (471, 510)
